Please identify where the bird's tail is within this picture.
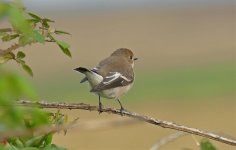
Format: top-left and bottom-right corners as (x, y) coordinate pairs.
(74, 67), (90, 83)
(74, 67), (103, 86)
(74, 67), (90, 73)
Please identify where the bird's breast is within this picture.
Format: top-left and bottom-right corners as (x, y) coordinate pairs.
(98, 83), (133, 99)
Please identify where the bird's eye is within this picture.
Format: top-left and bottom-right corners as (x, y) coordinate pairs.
(130, 56), (133, 59)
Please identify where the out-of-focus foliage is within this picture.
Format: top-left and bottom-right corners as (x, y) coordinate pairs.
(0, 1), (72, 77)
(200, 139), (217, 150)
(0, 70), (68, 150)
(0, 1), (71, 149)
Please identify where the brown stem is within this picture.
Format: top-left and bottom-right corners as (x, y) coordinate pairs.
(0, 43), (21, 56)
(16, 100), (236, 146)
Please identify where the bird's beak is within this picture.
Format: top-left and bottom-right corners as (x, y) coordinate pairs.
(134, 58), (138, 61)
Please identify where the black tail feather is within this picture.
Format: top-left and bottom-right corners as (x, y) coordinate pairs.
(74, 67), (89, 73)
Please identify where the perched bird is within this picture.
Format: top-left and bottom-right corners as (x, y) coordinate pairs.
(74, 48), (137, 113)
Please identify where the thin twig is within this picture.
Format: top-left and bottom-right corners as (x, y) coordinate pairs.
(150, 132), (186, 150)
(0, 43), (21, 56)
(16, 100), (236, 146)
(0, 28), (13, 32)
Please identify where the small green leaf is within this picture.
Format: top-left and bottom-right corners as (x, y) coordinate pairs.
(21, 147), (41, 150)
(1, 34), (19, 41)
(0, 52), (15, 63)
(54, 30), (71, 35)
(28, 12), (41, 21)
(27, 19), (40, 24)
(44, 133), (53, 146)
(19, 35), (34, 46)
(42, 19), (50, 28)
(56, 40), (71, 57)
(56, 40), (70, 49)
(22, 64), (33, 77)
(9, 5), (33, 35)
(200, 139), (217, 150)
(43, 18), (54, 23)
(17, 51), (25, 59)
(33, 30), (45, 43)
(0, 32), (7, 37)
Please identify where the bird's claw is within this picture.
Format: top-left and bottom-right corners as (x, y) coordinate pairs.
(98, 103), (103, 114)
(120, 107), (127, 116)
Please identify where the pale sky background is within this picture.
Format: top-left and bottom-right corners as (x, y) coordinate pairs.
(22, 0), (234, 13)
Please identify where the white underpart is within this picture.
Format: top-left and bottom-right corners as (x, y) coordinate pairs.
(100, 83), (133, 99)
(85, 71), (103, 88)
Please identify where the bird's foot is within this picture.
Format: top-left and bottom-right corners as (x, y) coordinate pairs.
(98, 103), (103, 114)
(119, 107), (127, 116)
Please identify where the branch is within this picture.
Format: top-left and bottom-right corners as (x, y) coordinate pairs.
(16, 100), (236, 146)
(0, 43), (21, 56)
(150, 132), (186, 150)
(0, 28), (14, 32)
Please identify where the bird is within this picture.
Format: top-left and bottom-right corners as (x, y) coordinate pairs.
(74, 48), (137, 114)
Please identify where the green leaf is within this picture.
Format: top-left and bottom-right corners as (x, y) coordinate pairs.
(25, 135), (44, 147)
(200, 139), (217, 150)
(0, 2), (9, 20)
(54, 30), (71, 35)
(9, 5), (33, 36)
(43, 18), (54, 23)
(19, 31), (45, 45)
(17, 51), (26, 59)
(56, 40), (72, 57)
(19, 35), (34, 46)
(44, 133), (53, 147)
(1, 34), (19, 41)
(33, 30), (45, 43)
(27, 19), (40, 23)
(21, 147), (40, 150)
(0, 32), (7, 37)
(22, 64), (33, 77)
(28, 12), (41, 21)
(42, 19), (50, 28)
(44, 144), (67, 150)
(9, 138), (24, 148)
(0, 52), (15, 63)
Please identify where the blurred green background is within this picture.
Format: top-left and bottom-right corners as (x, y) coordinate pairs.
(2, 0), (235, 149)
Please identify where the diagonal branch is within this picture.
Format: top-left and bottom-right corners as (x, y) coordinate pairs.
(16, 100), (236, 146)
(150, 132), (186, 150)
(0, 43), (21, 56)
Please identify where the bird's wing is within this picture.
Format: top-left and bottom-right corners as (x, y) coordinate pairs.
(90, 72), (133, 92)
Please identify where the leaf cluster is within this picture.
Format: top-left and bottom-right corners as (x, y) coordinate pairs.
(0, 71), (68, 150)
(0, 1), (72, 76)
(0, 1), (72, 150)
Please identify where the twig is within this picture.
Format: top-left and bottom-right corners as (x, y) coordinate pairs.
(150, 132), (186, 150)
(191, 134), (200, 146)
(16, 100), (236, 146)
(0, 28), (13, 32)
(0, 43), (21, 56)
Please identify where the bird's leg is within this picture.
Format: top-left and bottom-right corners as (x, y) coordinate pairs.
(117, 98), (125, 115)
(98, 95), (103, 114)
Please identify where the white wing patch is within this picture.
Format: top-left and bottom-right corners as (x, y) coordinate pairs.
(103, 72), (120, 85)
(102, 72), (131, 85)
(121, 75), (132, 82)
(92, 67), (99, 72)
